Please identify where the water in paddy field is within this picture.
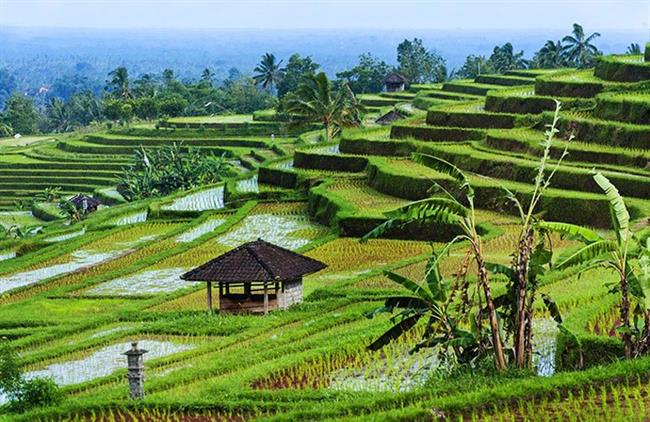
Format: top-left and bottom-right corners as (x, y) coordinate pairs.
(45, 228), (86, 243)
(329, 347), (439, 393)
(311, 144), (340, 155)
(176, 218), (227, 243)
(161, 186), (224, 211)
(532, 318), (559, 377)
(0, 250), (16, 261)
(0, 249), (124, 295)
(236, 175), (259, 193)
(272, 159), (294, 169)
(25, 340), (196, 387)
(111, 210), (148, 226)
(86, 267), (196, 296)
(215, 213), (324, 250)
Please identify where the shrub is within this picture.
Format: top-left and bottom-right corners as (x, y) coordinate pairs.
(9, 377), (63, 412)
(594, 55), (650, 82)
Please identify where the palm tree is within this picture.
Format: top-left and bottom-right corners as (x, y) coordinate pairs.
(200, 68), (214, 88)
(534, 40), (566, 68)
(253, 53), (284, 94)
(627, 43), (641, 55)
(46, 98), (73, 133)
(562, 23), (601, 68)
(285, 72), (363, 140)
(542, 173), (650, 358)
(488, 43), (528, 73)
(107, 67), (132, 100)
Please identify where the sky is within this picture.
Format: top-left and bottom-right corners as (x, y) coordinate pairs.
(0, 0), (649, 31)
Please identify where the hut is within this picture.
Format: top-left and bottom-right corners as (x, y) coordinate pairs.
(375, 110), (405, 125)
(384, 73), (407, 92)
(68, 194), (102, 214)
(180, 239), (327, 314)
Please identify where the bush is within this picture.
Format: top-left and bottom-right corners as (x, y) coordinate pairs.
(8, 377), (63, 412)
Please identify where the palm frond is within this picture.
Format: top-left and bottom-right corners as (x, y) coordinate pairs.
(555, 240), (619, 269)
(537, 221), (601, 244)
(593, 172), (629, 244)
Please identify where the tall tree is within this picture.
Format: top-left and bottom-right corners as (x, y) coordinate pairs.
(336, 53), (391, 94)
(44, 98), (74, 133)
(199, 68), (215, 88)
(106, 67), (132, 100)
(253, 53), (284, 94)
(532, 40), (567, 69)
(487, 43), (528, 73)
(456, 55), (493, 79)
(276, 54), (320, 98)
(285, 72), (362, 140)
(3, 93), (38, 135)
(562, 23), (601, 68)
(397, 38), (447, 84)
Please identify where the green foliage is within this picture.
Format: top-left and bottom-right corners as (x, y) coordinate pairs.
(486, 43), (528, 73)
(284, 72), (363, 139)
(253, 53), (284, 94)
(117, 144), (235, 201)
(336, 53), (391, 94)
(2, 93), (38, 135)
(397, 38), (447, 84)
(8, 377), (63, 413)
(0, 339), (22, 395)
(276, 54), (320, 99)
(531, 40), (568, 69)
(456, 55), (493, 79)
(561, 23), (601, 68)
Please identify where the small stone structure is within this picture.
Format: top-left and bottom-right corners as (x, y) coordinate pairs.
(123, 342), (147, 399)
(181, 238), (326, 314)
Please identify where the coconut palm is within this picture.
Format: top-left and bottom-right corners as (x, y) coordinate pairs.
(106, 66), (132, 100)
(627, 43), (641, 55)
(253, 53), (284, 94)
(541, 173), (650, 358)
(534, 40), (567, 68)
(562, 23), (601, 68)
(284, 72), (363, 140)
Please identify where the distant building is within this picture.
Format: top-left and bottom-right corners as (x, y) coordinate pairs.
(68, 194), (102, 214)
(384, 73), (407, 92)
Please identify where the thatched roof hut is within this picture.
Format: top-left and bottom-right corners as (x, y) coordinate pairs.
(181, 239), (326, 314)
(384, 73), (407, 92)
(68, 194), (101, 214)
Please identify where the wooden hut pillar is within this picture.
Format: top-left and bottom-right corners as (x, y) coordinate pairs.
(207, 281), (213, 312)
(263, 282), (269, 315)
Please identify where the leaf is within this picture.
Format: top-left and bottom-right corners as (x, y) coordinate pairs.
(384, 296), (431, 310)
(385, 197), (468, 221)
(384, 271), (435, 303)
(593, 172), (630, 244)
(537, 221), (601, 244)
(367, 313), (422, 351)
(542, 293), (562, 324)
(412, 153), (474, 198)
(555, 240), (618, 269)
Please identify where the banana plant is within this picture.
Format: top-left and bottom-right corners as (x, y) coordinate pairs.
(366, 245), (483, 366)
(541, 172), (650, 358)
(363, 154), (508, 370)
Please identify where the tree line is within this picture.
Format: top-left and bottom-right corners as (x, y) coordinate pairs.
(0, 23), (635, 137)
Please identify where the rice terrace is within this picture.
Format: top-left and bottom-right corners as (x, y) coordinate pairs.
(0, 1), (649, 420)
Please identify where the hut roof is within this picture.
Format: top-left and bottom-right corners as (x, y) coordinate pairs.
(375, 110), (405, 125)
(384, 73), (407, 84)
(181, 239), (327, 283)
(69, 194), (101, 209)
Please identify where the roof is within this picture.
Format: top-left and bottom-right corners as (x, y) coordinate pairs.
(384, 73), (407, 84)
(69, 194), (101, 209)
(375, 110), (405, 125)
(181, 239), (327, 283)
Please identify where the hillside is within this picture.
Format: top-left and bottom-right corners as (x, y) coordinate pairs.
(0, 47), (649, 420)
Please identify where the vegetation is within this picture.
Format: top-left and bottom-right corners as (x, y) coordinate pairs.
(0, 26), (649, 422)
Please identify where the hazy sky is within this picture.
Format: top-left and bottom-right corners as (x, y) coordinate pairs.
(0, 0), (648, 31)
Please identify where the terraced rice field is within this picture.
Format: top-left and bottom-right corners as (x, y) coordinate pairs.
(1, 51), (650, 420)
